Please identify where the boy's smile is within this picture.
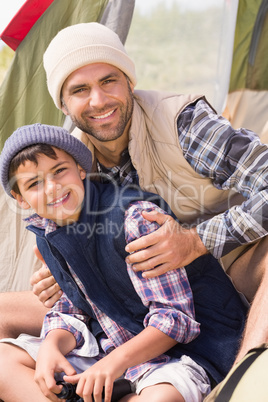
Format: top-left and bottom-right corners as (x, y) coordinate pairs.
(12, 148), (86, 226)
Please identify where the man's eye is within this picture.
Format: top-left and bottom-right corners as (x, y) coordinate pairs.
(73, 88), (86, 94)
(103, 79), (115, 85)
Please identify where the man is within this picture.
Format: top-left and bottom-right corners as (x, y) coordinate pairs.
(1, 22), (268, 365)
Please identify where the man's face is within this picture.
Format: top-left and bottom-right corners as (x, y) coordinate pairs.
(12, 148), (86, 226)
(61, 63), (134, 143)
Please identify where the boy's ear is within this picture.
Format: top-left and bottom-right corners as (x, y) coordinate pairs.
(10, 191), (31, 210)
(78, 165), (87, 180)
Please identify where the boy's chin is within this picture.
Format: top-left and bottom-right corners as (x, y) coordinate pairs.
(52, 210), (81, 226)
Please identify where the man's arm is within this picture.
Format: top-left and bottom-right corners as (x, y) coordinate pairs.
(125, 209), (208, 278)
(126, 100), (268, 276)
(30, 244), (62, 307)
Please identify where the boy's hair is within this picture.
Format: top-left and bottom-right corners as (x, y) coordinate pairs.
(9, 144), (58, 195)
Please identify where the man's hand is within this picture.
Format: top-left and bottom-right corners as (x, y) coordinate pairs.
(31, 245), (62, 308)
(125, 210), (208, 278)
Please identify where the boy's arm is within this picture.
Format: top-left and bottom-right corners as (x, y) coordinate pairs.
(41, 292), (90, 349)
(63, 202), (199, 400)
(37, 294), (99, 399)
(65, 324), (177, 401)
(35, 328), (77, 399)
(124, 201), (200, 345)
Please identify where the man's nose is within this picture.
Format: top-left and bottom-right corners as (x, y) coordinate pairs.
(89, 86), (107, 107)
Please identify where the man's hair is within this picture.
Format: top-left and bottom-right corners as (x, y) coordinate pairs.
(9, 144), (58, 195)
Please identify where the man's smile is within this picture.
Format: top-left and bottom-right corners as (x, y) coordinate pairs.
(91, 109), (116, 120)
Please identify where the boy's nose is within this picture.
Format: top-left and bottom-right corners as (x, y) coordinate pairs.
(45, 178), (61, 196)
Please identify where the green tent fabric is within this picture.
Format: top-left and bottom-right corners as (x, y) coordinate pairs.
(0, 0), (108, 150)
(223, 0), (268, 140)
(229, 0), (268, 92)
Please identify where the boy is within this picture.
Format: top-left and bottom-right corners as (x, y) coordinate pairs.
(0, 124), (247, 402)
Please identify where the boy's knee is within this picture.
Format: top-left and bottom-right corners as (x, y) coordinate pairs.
(0, 343), (14, 375)
(138, 385), (184, 402)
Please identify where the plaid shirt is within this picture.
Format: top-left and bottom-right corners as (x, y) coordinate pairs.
(96, 148), (139, 187)
(97, 99), (268, 258)
(28, 201), (200, 382)
(177, 100), (268, 257)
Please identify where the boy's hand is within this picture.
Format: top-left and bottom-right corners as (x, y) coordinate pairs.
(31, 245), (62, 308)
(125, 210), (208, 278)
(35, 331), (77, 400)
(64, 351), (126, 402)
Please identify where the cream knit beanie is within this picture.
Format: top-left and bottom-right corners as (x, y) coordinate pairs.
(43, 22), (137, 109)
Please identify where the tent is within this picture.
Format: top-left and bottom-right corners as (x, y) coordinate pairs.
(0, 0), (267, 291)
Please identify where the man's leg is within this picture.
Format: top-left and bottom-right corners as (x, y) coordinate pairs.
(227, 236), (268, 362)
(0, 291), (49, 339)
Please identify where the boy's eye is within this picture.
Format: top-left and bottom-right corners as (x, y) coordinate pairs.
(55, 167), (66, 175)
(28, 180), (41, 189)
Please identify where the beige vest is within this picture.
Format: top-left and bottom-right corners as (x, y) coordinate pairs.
(74, 90), (244, 226)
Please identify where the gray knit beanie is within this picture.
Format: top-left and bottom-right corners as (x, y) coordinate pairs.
(0, 123), (92, 197)
(43, 22), (137, 109)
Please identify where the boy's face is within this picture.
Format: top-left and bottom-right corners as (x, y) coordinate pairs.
(11, 148), (86, 226)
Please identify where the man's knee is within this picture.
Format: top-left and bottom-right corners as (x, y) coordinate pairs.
(227, 237), (268, 301)
(0, 291), (48, 339)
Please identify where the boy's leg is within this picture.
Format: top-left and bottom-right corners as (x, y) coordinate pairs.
(0, 343), (49, 402)
(119, 383), (185, 402)
(0, 291), (49, 338)
(121, 356), (210, 402)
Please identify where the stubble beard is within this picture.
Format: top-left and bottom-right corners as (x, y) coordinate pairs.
(69, 87), (134, 143)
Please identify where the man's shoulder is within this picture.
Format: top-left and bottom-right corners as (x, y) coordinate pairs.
(133, 89), (204, 106)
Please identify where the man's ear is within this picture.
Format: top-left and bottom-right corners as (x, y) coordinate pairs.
(10, 190), (31, 210)
(60, 97), (69, 116)
(61, 104), (68, 116)
(78, 165), (87, 180)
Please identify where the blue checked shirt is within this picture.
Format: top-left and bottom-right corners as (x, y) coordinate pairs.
(28, 201), (200, 382)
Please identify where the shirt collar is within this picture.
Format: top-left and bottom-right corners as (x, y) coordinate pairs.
(24, 213), (58, 235)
